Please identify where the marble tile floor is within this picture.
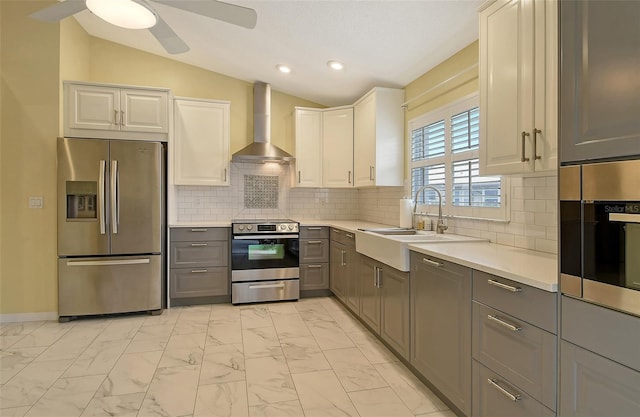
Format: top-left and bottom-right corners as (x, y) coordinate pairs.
(0, 297), (456, 417)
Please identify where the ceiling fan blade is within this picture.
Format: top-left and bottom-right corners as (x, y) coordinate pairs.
(153, 0), (257, 29)
(29, 0), (87, 22)
(149, 15), (190, 54)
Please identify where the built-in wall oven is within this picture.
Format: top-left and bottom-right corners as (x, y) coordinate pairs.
(231, 219), (300, 304)
(560, 160), (640, 317)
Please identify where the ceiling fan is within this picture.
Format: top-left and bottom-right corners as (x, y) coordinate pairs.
(30, 0), (257, 55)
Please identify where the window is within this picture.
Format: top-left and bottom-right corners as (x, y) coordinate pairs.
(409, 94), (507, 220)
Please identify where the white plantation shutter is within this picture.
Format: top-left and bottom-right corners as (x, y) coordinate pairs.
(451, 108), (479, 153)
(411, 119), (445, 161)
(452, 159), (501, 207)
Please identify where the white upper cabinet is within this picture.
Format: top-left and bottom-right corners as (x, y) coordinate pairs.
(479, 0), (557, 175)
(323, 107), (354, 188)
(173, 98), (230, 186)
(353, 87), (405, 187)
(64, 81), (169, 140)
(294, 108), (323, 188)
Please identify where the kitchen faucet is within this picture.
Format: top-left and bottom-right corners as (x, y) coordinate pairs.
(413, 185), (448, 234)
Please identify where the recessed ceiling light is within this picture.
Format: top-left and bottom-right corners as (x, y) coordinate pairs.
(276, 64), (291, 74)
(327, 60), (345, 71)
(86, 0), (157, 29)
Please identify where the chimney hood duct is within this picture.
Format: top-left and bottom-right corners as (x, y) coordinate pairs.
(231, 82), (294, 163)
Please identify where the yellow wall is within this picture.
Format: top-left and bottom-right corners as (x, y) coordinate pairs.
(1, 1), (60, 314)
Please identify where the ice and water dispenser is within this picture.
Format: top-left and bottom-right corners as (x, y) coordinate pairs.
(66, 181), (97, 220)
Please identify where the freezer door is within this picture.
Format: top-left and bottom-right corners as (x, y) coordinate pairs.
(58, 255), (162, 317)
(58, 138), (110, 256)
(109, 140), (164, 254)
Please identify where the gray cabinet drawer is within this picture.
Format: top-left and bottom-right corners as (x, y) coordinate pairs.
(473, 270), (556, 333)
(300, 239), (329, 263)
(473, 301), (556, 410)
(170, 267), (229, 298)
(330, 228), (355, 247)
(170, 241), (229, 268)
(300, 263), (329, 290)
(170, 227), (229, 242)
(473, 360), (554, 417)
(299, 226), (329, 239)
(562, 296), (640, 372)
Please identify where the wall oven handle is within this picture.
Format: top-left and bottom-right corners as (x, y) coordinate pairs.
(98, 160), (106, 235)
(248, 283), (285, 290)
(609, 213), (640, 223)
(487, 378), (522, 402)
(233, 234), (299, 240)
(487, 314), (522, 332)
(488, 279), (522, 292)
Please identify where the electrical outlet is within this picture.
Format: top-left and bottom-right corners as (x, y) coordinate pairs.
(29, 196), (43, 209)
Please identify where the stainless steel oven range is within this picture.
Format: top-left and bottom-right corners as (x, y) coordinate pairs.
(231, 219), (300, 304)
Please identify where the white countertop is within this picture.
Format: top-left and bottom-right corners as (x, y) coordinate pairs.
(408, 241), (558, 292)
(169, 221), (233, 228)
(169, 219), (393, 232)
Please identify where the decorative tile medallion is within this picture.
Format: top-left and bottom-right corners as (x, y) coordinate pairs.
(244, 175), (279, 209)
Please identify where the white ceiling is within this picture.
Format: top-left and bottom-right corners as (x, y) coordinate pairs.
(73, 0), (482, 107)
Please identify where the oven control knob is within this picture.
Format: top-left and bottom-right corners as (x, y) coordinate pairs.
(280, 224), (286, 230)
(247, 225), (253, 231)
(238, 225), (245, 231)
(288, 224), (294, 230)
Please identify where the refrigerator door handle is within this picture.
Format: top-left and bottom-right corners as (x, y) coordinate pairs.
(111, 160), (119, 234)
(98, 160), (106, 235)
(66, 258), (151, 267)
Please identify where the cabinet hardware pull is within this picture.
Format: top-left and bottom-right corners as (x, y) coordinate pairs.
(348, 170), (352, 184)
(532, 128), (542, 160)
(422, 258), (444, 267)
(341, 250), (346, 267)
(298, 170), (301, 183)
(190, 228), (208, 232)
(373, 266), (378, 287)
(191, 269), (208, 273)
(487, 314), (522, 332)
(113, 109), (119, 125)
(306, 227), (322, 230)
(307, 240), (323, 244)
(223, 168), (227, 182)
(345, 233), (354, 239)
(307, 264), (323, 269)
(487, 279), (522, 292)
(369, 166), (375, 181)
(191, 243), (208, 247)
(520, 131), (530, 162)
(376, 267), (382, 288)
(333, 229), (342, 234)
(487, 378), (522, 402)
(120, 110), (125, 126)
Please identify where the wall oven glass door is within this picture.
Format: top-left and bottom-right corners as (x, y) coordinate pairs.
(232, 237), (299, 272)
(583, 201), (640, 291)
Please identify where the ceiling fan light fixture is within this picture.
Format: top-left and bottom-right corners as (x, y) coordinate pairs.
(276, 64), (291, 74)
(327, 60), (345, 71)
(86, 0), (157, 30)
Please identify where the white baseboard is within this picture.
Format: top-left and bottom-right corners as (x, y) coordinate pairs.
(0, 312), (58, 323)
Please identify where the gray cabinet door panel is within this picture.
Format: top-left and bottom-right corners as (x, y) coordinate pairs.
(330, 241), (347, 301)
(560, 0), (640, 163)
(359, 255), (381, 333)
(170, 241), (229, 268)
(473, 271), (556, 334)
(299, 226), (329, 239)
(380, 266), (410, 360)
(473, 302), (556, 410)
(300, 263), (329, 290)
(345, 247), (359, 313)
(170, 267), (229, 298)
(560, 341), (640, 417)
(171, 227), (229, 242)
(300, 239), (329, 262)
(473, 360), (555, 417)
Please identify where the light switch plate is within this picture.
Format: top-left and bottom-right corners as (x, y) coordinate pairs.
(29, 196), (43, 209)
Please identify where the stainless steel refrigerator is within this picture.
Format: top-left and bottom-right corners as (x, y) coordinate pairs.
(57, 138), (165, 321)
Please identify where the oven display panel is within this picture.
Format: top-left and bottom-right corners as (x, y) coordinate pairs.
(257, 225), (277, 232)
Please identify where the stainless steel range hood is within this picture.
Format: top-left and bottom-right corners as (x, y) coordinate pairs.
(231, 82), (294, 163)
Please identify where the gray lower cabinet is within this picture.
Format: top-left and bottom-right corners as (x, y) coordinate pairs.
(299, 227), (330, 293)
(358, 255), (381, 332)
(169, 227), (230, 302)
(329, 228), (357, 311)
(410, 252), (471, 416)
(560, 0), (640, 163)
(560, 296), (640, 416)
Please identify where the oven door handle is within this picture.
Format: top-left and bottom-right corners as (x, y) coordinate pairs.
(233, 234), (299, 240)
(609, 213), (640, 223)
(248, 283), (286, 289)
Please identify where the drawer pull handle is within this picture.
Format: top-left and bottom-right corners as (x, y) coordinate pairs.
(248, 283), (285, 290)
(487, 279), (522, 292)
(487, 378), (522, 402)
(332, 229), (342, 234)
(306, 227), (323, 230)
(422, 258), (444, 267)
(345, 233), (354, 239)
(307, 265), (323, 269)
(306, 240), (323, 244)
(191, 269), (208, 273)
(191, 228), (208, 232)
(487, 314), (522, 332)
(191, 243), (208, 247)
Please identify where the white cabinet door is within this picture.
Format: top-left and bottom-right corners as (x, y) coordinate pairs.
(294, 108), (323, 188)
(121, 89), (169, 134)
(323, 107), (354, 188)
(66, 84), (120, 131)
(479, 0), (557, 175)
(173, 99), (230, 186)
(354, 88), (404, 187)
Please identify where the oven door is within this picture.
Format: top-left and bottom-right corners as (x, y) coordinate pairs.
(582, 201), (640, 316)
(231, 235), (299, 282)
